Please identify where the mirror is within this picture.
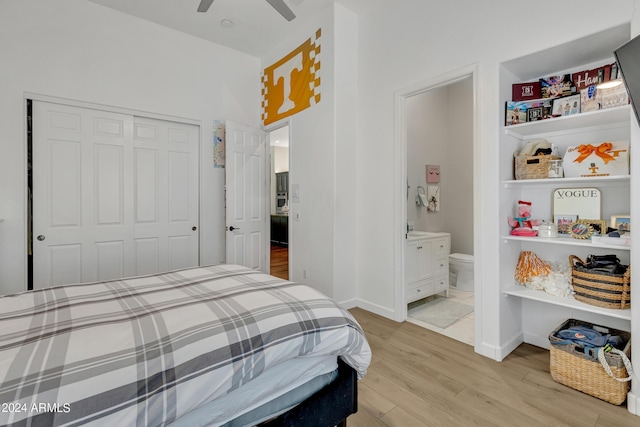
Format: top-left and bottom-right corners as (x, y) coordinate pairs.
(553, 187), (601, 222)
(569, 222), (594, 239)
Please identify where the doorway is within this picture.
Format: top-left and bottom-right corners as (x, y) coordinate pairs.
(268, 125), (290, 280)
(395, 66), (478, 346)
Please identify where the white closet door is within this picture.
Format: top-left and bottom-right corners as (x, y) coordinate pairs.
(132, 116), (199, 275)
(32, 101), (199, 289)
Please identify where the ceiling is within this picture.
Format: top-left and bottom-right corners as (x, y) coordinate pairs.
(269, 125), (289, 147)
(85, 0), (377, 57)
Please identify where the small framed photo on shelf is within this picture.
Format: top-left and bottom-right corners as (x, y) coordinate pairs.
(555, 214), (578, 234)
(611, 214), (631, 232)
(551, 95), (580, 117)
(569, 222), (594, 239)
(577, 219), (606, 236)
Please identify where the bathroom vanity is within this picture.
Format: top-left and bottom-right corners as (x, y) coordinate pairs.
(405, 232), (451, 303)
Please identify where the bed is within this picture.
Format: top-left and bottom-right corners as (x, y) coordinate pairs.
(0, 264), (371, 426)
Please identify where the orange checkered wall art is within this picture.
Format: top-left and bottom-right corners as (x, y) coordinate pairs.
(262, 29), (321, 126)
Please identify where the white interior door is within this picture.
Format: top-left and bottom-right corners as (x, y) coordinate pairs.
(32, 101), (199, 288)
(225, 120), (267, 271)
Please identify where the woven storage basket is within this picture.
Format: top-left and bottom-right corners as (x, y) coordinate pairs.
(549, 319), (631, 405)
(569, 255), (631, 309)
(514, 154), (560, 180)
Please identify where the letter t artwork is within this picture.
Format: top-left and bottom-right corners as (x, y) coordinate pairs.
(262, 29), (322, 125)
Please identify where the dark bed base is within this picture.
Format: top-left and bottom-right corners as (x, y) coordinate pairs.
(259, 358), (358, 427)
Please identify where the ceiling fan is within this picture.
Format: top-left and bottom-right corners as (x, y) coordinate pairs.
(197, 0), (296, 21)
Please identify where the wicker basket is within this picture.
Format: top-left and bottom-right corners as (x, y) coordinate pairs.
(549, 319), (631, 405)
(569, 255), (631, 309)
(514, 154), (560, 180)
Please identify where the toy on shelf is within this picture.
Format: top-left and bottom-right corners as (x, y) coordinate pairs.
(508, 200), (541, 236)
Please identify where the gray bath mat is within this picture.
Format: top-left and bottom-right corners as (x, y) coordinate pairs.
(408, 297), (473, 329)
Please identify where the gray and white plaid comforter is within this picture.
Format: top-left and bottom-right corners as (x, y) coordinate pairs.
(0, 264), (371, 426)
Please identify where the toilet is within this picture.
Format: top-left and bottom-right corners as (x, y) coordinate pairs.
(449, 253), (474, 292)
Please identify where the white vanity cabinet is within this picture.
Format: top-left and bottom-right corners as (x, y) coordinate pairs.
(405, 232), (451, 303)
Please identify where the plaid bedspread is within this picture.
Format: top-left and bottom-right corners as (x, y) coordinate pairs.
(0, 264), (371, 426)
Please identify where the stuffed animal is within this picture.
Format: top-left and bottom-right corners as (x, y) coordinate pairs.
(508, 200), (541, 236)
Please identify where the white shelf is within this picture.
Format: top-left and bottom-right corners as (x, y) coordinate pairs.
(502, 235), (630, 251)
(502, 105), (630, 139)
(503, 174), (629, 188)
(503, 286), (631, 321)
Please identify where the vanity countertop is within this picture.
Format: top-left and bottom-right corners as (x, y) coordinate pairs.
(405, 231), (450, 241)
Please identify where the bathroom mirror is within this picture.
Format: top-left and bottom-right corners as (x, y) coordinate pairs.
(552, 187), (601, 222)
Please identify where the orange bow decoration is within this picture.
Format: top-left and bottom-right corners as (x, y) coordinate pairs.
(573, 142), (615, 164)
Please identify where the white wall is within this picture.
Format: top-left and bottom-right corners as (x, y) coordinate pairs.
(0, 0), (261, 294)
(446, 78), (474, 255)
(261, 3), (358, 305)
(353, 0), (636, 354)
(405, 79), (474, 255)
(273, 147), (290, 173)
(406, 87), (449, 233)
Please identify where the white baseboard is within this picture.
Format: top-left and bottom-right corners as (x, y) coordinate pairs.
(523, 332), (551, 350)
(355, 299), (396, 321)
(627, 391), (640, 416)
(337, 298), (357, 310)
(499, 333), (526, 361)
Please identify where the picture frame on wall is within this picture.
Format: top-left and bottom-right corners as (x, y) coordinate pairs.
(611, 214), (631, 232)
(426, 164), (440, 183)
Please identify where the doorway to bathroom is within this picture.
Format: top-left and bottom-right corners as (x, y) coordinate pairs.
(269, 125), (290, 280)
(398, 69), (476, 345)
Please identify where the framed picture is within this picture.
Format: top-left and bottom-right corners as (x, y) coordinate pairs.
(569, 222), (594, 239)
(426, 164), (440, 183)
(611, 214), (631, 232)
(551, 94), (580, 117)
(578, 219), (606, 235)
(555, 214), (578, 234)
(527, 107), (543, 122)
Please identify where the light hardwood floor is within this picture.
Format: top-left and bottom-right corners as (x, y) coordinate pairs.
(347, 307), (639, 427)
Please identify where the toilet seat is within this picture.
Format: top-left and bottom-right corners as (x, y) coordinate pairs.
(449, 253), (474, 263)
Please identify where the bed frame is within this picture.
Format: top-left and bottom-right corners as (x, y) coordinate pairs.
(259, 359), (358, 427)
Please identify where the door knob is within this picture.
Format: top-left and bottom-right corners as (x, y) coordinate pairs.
(37, 235), (45, 241)
(229, 226), (240, 231)
(192, 226), (197, 231)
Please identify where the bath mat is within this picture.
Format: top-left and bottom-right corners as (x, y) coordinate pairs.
(408, 297), (473, 329)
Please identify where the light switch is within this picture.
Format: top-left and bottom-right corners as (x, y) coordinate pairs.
(291, 184), (300, 203)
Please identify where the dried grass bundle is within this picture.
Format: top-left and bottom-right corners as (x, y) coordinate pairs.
(515, 251), (551, 286)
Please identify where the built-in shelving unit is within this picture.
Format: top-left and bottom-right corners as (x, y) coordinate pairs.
(502, 235), (630, 250)
(503, 105), (630, 138)
(502, 286), (631, 321)
(502, 174), (630, 187)
(498, 24), (634, 366)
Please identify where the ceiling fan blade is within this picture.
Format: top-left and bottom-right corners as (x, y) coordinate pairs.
(197, 0), (215, 13)
(265, 0), (296, 21)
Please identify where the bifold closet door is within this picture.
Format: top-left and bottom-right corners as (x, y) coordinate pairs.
(32, 101), (199, 289)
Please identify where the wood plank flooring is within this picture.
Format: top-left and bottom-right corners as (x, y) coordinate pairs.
(347, 307), (639, 427)
(270, 244), (288, 280)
